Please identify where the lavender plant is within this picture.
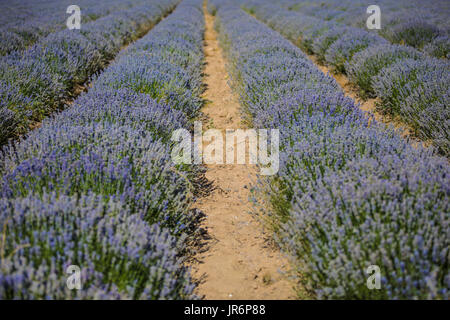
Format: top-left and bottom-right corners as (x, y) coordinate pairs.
(346, 44), (423, 97)
(324, 29), (388, 73)
(0, 0), (178, 145)
(0, 0), (154, 56)
(282, 0), (449, 57)
(384, 19), (442, 49)
(0, 0), (205, 299)
(0, 108), (18, 145)
(214, 2), (449, 299)
(0, 193), (195, 299)
(312, 27), (350, 64)
(244, 0), (450, 155)
(423, 35), (450, 59)
(373, 58), (450, 153)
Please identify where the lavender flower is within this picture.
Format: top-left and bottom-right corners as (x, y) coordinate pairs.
(214, 1), (449, 299)
(0, 0), (205, 300)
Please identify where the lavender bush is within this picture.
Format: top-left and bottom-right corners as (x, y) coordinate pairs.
(423, 35), (450, 59)
(0, 108), (18, 145)
(324, 29), (388, 73)
(0, 0), (178, 145)
(0, 0), (205, 299)
(244, 0), (450, 155)
(281, 0), (449, 58)
(373, 58), (450, 154)
(384, 18), (442, 49)
(346, 44), (423, 97)
(0, 30), (24, 56)
(0, 193), (194, 299)
(214, 2), (449, 299)
(0, 0), (154, 56)
(312, 27), (349, 64)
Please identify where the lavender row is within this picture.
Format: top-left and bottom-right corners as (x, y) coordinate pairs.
(0, 0), (205, 299)
(281, 0), (449, 59)
(0, 0), (178, 146)
(244, 0), (450, 156)
(212, 2), (449, 299)
(0, 0), (152, 56)
(0, 194), (192, 299)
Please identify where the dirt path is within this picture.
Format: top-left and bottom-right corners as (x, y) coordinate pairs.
(188, 4), (296, 300)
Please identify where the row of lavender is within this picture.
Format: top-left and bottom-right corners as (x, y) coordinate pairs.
(0, 0), (205, 299)
(0, 0), (152, 56)
(0, 0), (178, 146)
(243, 0), (450, 156)
(211, 1), (449, 299)
(282, 0), (449, 59)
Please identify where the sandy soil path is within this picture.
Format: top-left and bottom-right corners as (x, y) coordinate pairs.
(188, 3), (296, 300)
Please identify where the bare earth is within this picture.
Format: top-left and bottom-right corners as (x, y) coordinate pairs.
(188, 5), (296, 300)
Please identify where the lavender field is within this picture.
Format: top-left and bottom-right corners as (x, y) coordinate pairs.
(0, 0), (448, 302)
